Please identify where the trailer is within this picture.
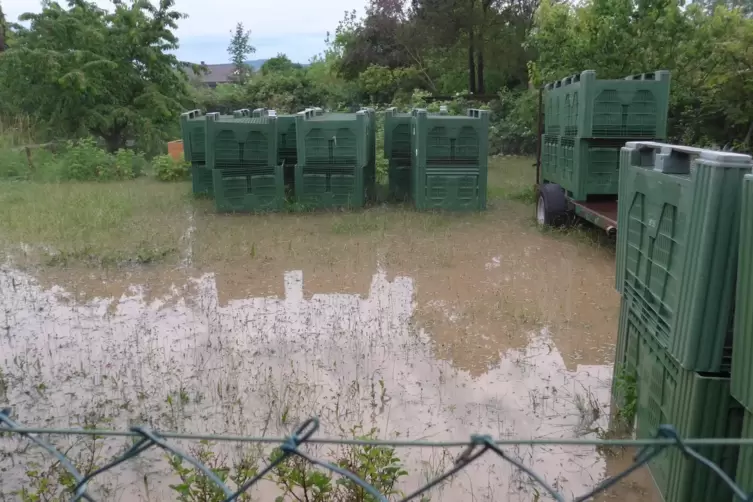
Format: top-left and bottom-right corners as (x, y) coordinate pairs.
(532, 69), (671, 237)
(533, 90), (619, 237)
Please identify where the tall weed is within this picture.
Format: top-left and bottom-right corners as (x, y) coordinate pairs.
(154, 154), (190, 181)
(0, 115), (39, 148)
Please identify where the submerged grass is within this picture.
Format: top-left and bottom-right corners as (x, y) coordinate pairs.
(0, 179), (190, 266)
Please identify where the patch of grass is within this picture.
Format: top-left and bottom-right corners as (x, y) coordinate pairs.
(489, 184), (537, 204)
(0, 178), (190, 267)
(534, 218), (615, 251)
(331, 214), (385, 234)
(487, 155), (537, 203)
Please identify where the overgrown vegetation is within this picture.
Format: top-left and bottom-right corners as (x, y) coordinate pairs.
(1, 0), (751, 169)
(14, 426), (411, 502)
(154, 154), (190, 182)
(0, 139), (146, 182)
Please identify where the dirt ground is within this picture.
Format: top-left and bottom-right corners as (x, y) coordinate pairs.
(0, 156), (661, 501)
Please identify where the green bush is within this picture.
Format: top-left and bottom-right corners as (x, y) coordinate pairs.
(154, 154), (190, 181)
(57, 139), (127, 181)
(0, 139), (148, 182)
(487, 89), (538, 156)
(114, 148), (147, 178)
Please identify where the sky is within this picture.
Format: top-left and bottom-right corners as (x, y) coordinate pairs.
(3, 0), (365, 64)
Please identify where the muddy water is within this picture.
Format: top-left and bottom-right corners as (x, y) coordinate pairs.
(0, 206), (659, 501)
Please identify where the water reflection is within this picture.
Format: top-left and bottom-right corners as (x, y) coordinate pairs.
(1, 266), (620, 500)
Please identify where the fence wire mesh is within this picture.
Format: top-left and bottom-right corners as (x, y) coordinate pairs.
(2, 407), (753, 501)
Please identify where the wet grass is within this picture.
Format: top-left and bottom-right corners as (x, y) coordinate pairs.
(487, 155), (537, 203)
(0, 179), (190, 267)
(0, 155), (616, 268)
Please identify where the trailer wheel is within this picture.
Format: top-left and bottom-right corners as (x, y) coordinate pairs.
(537, 183), (568, 227)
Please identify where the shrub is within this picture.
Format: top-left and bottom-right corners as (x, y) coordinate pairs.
(55, 138), (143, 181)
(114, 148), (147, 178)
(154, 154), (190, 181)
(487, 89), (538, 156)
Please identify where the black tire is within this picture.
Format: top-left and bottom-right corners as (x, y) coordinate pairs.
(537, 183), (568, 227)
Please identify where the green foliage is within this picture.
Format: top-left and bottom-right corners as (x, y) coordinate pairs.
(269, 426), (410, 502)
(168, 441), (257, 502)
(228, 23), (255, 85)
(2, 0), (752, 162)
(529, 0), (753, 148)
(15, 427), (111, 501)
(0, 0), (191, 153)
(154, 154), (190, 182)
(613, 366), (638, 432)
(359, 65), (423, 105)
(161, 426), (411, 502)
(261, 54), (303, 75)
(58, 139), (142, 181)
(488, 89), (538, 156)
(0, 4), (7, 52)
(0, 139), (146, 182)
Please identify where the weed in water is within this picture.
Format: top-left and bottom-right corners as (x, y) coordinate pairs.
(573, 387), (602, 437)
(331, 214), (384, 235)
(15, 423), (114, 501)
(269, 425), (410, 502)
(612, 366), (638, 433)
(167, 441), (259, 502)
(0, 367), (7, 402)
(43, 243), (177, 267)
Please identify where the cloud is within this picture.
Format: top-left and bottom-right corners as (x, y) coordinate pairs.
(3, 0), (363, 63)
(176, 34), (328, 64)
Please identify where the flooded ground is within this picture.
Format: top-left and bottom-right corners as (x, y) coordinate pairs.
(0, 177), (659, 500)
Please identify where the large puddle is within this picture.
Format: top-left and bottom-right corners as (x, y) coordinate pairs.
(0, 253), (658, 500)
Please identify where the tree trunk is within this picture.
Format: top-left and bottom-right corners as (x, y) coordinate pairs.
(468, 31), (477, 94)
(104, 132), (124, 153)
(477, 0), (492, 95)
(477, 48), (485, 94)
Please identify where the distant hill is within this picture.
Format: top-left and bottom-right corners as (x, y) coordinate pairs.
(245, 59), (268, 70)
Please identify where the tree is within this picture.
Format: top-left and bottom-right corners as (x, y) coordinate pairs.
(227, 22), (255, 84)
(0, 2), (6, 52)
(0, 0), (12, 52)
(528, 0), (753, 147)
(0, 0), (192, 152)
(260, 53), (302, 75)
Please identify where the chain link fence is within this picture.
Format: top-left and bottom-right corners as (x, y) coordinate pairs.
(2, 408), (753, 501)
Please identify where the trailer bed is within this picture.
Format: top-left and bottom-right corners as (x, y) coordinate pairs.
(570, 199), (618, 235)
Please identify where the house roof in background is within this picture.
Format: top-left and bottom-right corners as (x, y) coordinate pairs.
(184, 63), (236, 84)
(183, 60), (271, 84)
